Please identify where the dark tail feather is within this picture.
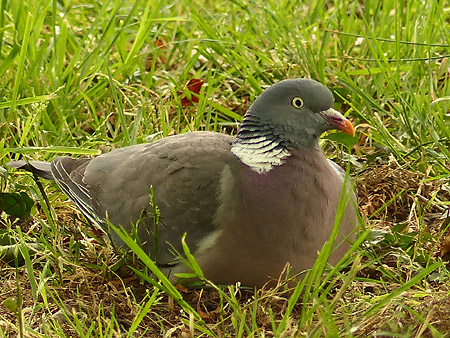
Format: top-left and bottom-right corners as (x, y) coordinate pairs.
(7, 160), (54, 180)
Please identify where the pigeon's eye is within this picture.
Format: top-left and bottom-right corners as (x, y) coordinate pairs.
(291, 97), (304, 108)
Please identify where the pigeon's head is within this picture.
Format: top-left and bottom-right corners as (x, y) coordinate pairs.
(247, 78), (355, 148)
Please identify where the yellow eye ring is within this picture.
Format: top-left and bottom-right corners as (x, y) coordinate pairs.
(292, 97), (304, 108)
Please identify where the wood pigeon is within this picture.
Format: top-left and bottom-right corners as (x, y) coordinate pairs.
(8, 79), (357, 287)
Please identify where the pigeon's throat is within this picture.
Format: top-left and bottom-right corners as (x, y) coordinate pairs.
(231, 114), (291, 174)
(231, 139), (291, 174)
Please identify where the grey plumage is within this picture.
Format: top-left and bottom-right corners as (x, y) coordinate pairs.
(8, 78), (358, 287)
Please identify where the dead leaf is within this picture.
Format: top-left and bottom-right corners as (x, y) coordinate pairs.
(440, 235), (450, 261)
(180, 79), (204, 106)
(146, 38), (167, 69)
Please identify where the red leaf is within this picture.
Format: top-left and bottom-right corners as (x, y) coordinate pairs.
(153, 38), (166, 49)
(146, 38), (167, 69)
(180, 79), (204, 106)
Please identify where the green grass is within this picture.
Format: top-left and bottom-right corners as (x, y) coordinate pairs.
(1, 0), (450, 336)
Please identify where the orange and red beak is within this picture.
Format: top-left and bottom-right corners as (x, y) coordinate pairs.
(319, 108), (355, 136)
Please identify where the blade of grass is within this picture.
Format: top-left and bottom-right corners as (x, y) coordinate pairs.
(363, 261), (441, 317)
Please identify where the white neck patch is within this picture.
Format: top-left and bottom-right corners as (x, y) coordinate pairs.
(231, 136), (291, 174)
